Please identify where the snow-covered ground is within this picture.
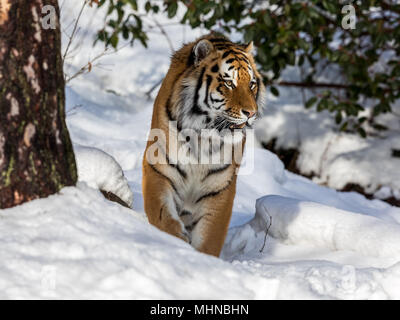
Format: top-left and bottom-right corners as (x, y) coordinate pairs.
(1, 1), (400, 299)
(255, 81), (400, 199)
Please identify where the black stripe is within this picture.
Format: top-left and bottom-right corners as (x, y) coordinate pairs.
(166, 96), (175, 121)
(210, 94), (224, 103)
(222, 51), (231, 59)
(209, 38), (230, 43)
(216, 84), (224, 96)
(195, 175), (234, 203)
(234, 46), (247, 53)
(226, 58), (236, 64)
(214, 45), (231, 50)
(238, 56), (250, 64)
(206, 138), (224, 154)
(177, 121), (182, 132)
(179, 210), (192, 217)
(222, 50), (248, 60)
(192, 67), (208, 116)
(187, 50), (195, 66)
(211, 64), (219, 73)
(148, 163), (181, 199)
(186, 214), (212, 231)
(165, 153), (187, 179)
(202, 164), (231, 182)
(204, 75), (212, 109)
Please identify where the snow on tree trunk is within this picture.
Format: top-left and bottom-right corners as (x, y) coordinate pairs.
(0, 0), (77, 209)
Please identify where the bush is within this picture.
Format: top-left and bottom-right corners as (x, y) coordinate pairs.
(96, 0), (400, 137)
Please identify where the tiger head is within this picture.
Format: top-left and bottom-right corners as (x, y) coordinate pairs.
(174, 35), (265, 134)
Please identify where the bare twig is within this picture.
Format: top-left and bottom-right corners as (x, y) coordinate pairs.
(142, 19), (175, 99)
(65, 43), (129, 83)
(63, 0), (88, 64)
(66, 104), (83, 116)
(152, 18), (175, 53)
(259, 213), (272, 253)
(60, 0), (67, 11)
(318, 134), (339, 178)
(275, 80), (349, 90)
(145, 78), (164, 100)
(65, 48), (110, 83)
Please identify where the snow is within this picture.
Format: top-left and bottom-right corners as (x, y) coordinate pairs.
(1, 0), (400, 299)
(74, 145), (133, 207)
(0, 183), (278, 299)
(255, 65), (400, 198)
(254, 196), (400, 261)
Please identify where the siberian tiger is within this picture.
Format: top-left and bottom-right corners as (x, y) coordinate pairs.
(142, 34), (265, 256)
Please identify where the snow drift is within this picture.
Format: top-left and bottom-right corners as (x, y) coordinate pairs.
(74, 145), (134, 207)
(253, 196), (400, 261)
(1, 0), (400, 300)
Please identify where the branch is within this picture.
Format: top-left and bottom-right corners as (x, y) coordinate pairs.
(65, 48), (110, 83)
(259, 213), (272, 253)
(152, 19), (175, 53)
(63, 0), (88, 64)
(65, 42), (130, 84)
(276, 81), (349, 90)
(145, 78), (163, 100)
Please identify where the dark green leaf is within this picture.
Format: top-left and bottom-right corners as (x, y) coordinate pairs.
(357, 127), (367, 138)
(305, 97), (318, 109)
(167, 1), (178, 19)
(270, 86), (279, 97)
(335, 112), (342, 124)
(271, 44), (280, 57)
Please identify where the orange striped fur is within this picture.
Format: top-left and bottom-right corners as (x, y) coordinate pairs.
(142, 34), (265, 256)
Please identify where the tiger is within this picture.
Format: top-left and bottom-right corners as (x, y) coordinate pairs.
(142, 34), (265, 257)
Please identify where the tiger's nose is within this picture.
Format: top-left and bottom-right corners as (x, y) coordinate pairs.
(241, 110), (256, 119)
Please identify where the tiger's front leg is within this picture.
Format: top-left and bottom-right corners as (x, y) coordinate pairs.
(189, 178), (237, 257)
(142, 161), (190, 243)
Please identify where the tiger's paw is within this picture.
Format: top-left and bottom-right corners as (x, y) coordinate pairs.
(179, 229), (191, 244)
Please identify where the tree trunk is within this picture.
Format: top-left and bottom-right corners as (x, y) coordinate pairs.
(0, 0), (77, 209)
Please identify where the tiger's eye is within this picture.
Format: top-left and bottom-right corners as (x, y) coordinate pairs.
(225, 80), (233, 87)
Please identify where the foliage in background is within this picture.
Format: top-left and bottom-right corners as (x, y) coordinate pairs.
(96, 0), (400, 137)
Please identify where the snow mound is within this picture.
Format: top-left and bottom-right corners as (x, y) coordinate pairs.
(254, 196), (400, 260)
(74, 145), (133, 208)
(224, 195), (400, 263)
(0, 184), (278, 299)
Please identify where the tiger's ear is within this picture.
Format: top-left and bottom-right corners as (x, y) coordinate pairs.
(193, 39), (214, 65)
(244, 41), (254, 54)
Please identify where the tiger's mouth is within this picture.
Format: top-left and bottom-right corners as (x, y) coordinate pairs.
(211, 116), (252, 131)
(229, 122), (247, 129)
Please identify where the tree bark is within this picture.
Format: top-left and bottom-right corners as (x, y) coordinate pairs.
(0, 0), (77, 209)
